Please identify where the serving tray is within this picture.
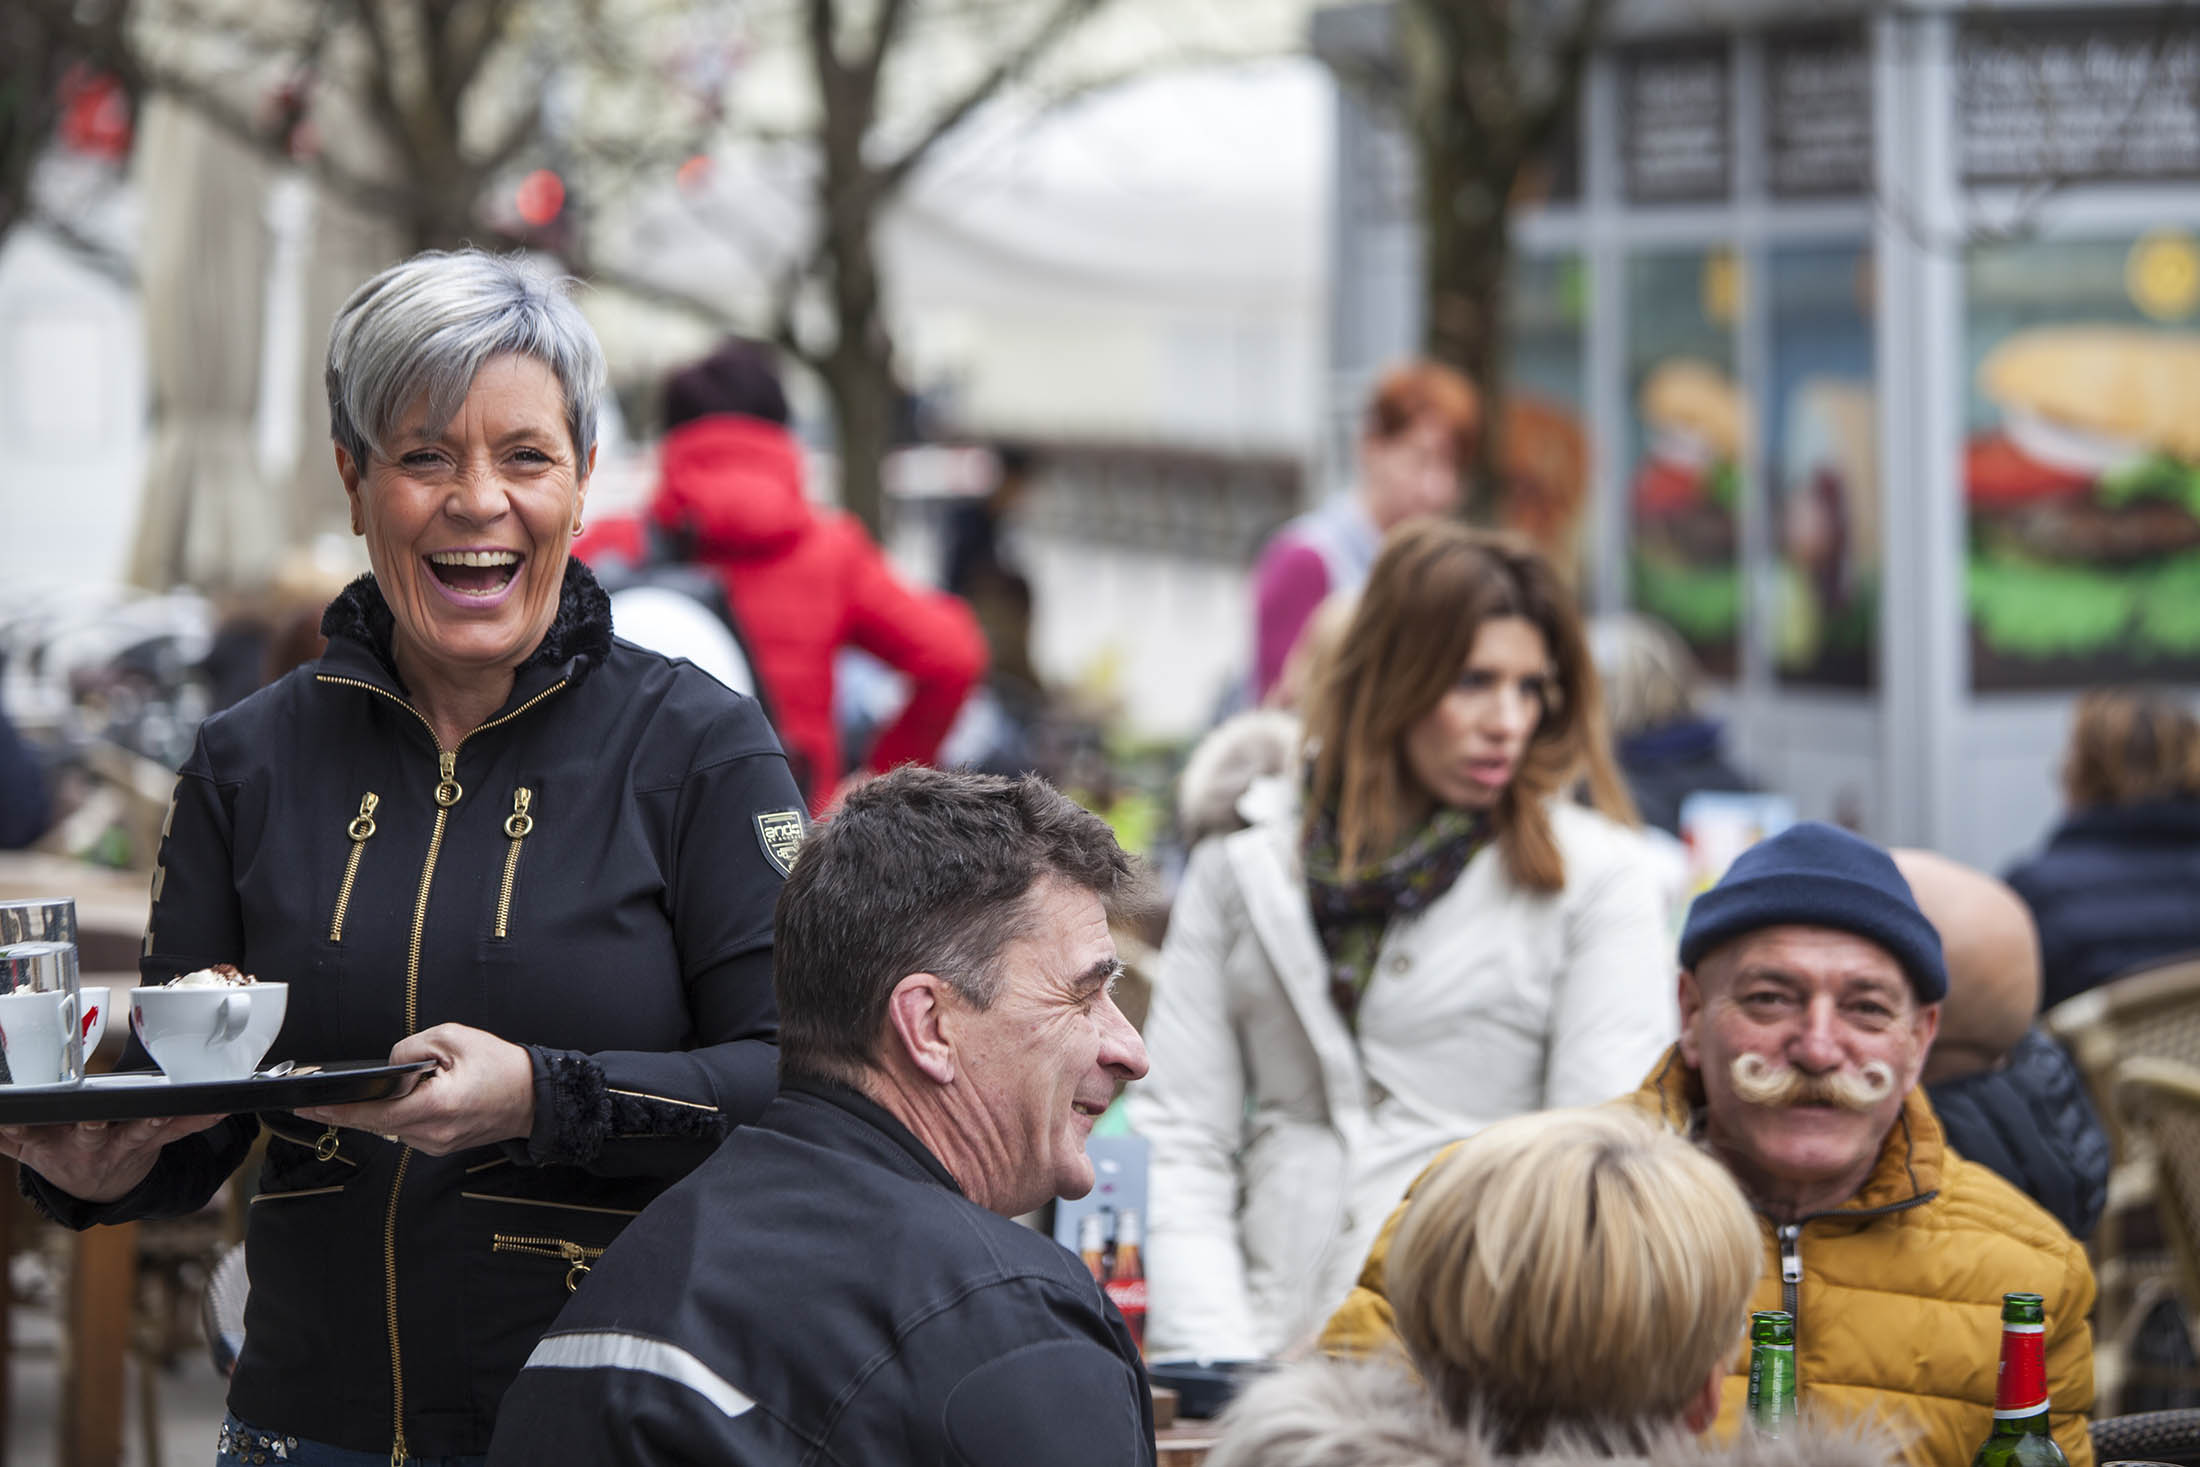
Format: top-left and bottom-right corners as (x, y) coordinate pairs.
(0, 1059), (439, 1125)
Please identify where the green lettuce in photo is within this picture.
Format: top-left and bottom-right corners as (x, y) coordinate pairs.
(2100, 454), (2200, 519)
(1633, 549), (1739, 645)
(1966, 550), (2136, 656)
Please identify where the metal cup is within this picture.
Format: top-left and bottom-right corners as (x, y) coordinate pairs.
(0, 939), (86, 1085)
(0, 897), (76, 949)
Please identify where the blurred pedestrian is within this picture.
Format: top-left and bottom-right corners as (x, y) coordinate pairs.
(575, 339), (985, 809)
(0, 694), (51, 850)
(1899, 848), (2109, 1240)
(1250, 361), (1477, 702)
(1207, 1108), (1889, 1467)
(1131, 523), (1671, 1362)
(942, 441), (1043, 720)
(1588, 611), (1757, 837)
(2006, 687), (2200, 1010)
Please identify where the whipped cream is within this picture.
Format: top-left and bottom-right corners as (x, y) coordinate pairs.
(167, 964), (255, 988)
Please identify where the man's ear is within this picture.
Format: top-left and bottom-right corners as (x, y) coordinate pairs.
(1907, 999), (1943, 1085)
(1682, 1357), (1726, 1435)
(1676, 969), (1704, 1069)
(883, 973), (956, 1086)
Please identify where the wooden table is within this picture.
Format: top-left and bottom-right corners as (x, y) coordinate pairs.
(0, 853), (154, 1467)
(1157, 1423), (1223, 1465)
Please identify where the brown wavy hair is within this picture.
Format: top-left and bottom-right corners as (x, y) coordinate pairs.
(2063, 686), (2200, 809)
(1302, 522), (1636, 890)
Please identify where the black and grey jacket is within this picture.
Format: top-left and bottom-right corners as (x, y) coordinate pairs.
(488, 1079), (1157, 1467)
(26, 561), (803, 1458)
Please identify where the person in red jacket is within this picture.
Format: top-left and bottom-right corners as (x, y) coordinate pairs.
(577, 340), (985, 809)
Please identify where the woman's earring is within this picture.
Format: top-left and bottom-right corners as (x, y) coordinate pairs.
(571, 521), (584, 538)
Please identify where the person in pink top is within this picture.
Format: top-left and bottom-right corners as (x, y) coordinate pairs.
(1252, 361), (1480, 702)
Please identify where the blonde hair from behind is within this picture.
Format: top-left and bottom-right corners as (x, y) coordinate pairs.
(1588, 612), (1700, 740)
(1301, 521), (1637, 889)
(1389, 1106), (1761, 1450)
(2062, 686), (2200, 809)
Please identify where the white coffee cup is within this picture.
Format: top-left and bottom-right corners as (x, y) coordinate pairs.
(73, 986), (109, 1060)
(0, 987), (103, 1086)
(131, 983), (288, 1084)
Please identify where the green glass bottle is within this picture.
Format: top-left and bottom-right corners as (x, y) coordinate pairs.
(1971, 1293), (2070, 1467)
(1746, 1310), (1797, 1436)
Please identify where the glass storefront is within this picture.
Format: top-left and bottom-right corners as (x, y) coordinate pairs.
(1625, 248), (1744, 678)
(1502, 253), (1591, 584)
(1768, 244), (1877, 688)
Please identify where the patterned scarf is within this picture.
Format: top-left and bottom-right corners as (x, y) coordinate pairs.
(1303, 805), (1490, 1030)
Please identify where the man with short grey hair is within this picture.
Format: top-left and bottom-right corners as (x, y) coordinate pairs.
(487, 766), (1157, 1467)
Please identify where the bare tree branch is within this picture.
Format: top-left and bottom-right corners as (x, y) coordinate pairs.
(874, 0), (1101, 198)
(29, 200), (136, 285)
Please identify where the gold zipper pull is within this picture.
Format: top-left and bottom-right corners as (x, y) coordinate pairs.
(329, 792), (381, 944)
(435, 751), (462, 808)
(494, 787), (535, 940)
(314, 1126), (340, 1162)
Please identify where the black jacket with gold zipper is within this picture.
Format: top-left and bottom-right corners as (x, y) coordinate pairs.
(25, 561), (803, 1460)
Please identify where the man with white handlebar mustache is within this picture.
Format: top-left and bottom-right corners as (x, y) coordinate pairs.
(1321, 821), (2097, 1467)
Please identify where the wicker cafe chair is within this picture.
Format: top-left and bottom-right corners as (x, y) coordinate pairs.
(2095, 1407), (2200, 1467)
(2047, 959), (2200, 1412)
(2114, 1057), (2200, 1410)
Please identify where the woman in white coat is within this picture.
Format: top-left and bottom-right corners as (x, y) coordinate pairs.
(1130, 522), (1676, 1363)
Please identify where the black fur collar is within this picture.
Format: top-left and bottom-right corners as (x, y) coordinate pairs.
(319, 557), (615, 684)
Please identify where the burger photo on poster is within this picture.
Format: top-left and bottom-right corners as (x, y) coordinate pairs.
(1630, 358), (1745, 670)
(1965, 325), (2200, 682)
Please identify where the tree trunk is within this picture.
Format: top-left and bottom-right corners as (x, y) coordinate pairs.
(1417, 122), (1514, 526)
(824, 339), (896, 538)
(0, 8), (64, 258)
(816, 117), (897, 536)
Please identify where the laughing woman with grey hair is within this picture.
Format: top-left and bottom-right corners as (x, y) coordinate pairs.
(1, 250), (804, 1465)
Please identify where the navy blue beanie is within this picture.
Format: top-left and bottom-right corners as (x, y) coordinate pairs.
(1677, 821), (1948, 1002)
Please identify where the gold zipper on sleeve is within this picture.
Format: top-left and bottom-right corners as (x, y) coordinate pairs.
(494, 788), (533, 939)
(491, 1232), (606, 1293)
(314, 672), (569, 1467)
(329, 793), (380, 943)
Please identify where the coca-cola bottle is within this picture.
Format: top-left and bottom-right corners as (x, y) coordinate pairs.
(1103, 1208), (1146, 1355)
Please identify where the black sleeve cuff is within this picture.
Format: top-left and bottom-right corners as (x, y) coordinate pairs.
(521, 1047), (614, 1167)
(19, 1162), (161, 1230)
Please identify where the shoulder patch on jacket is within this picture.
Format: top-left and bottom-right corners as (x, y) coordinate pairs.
(755, 810), (806, 877)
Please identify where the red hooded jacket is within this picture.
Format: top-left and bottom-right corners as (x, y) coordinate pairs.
(579, 416), (985, 809)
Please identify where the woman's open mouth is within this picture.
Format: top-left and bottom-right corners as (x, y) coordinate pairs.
(425, 549), (524, 599)
(1464, 755), (1514, 789)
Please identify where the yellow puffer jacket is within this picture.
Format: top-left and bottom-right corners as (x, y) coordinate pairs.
(1319, 1047), (2097, 1467)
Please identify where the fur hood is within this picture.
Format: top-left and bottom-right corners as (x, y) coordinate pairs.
(1204, 1360), (1897, 1467)
(1178, 709), (1303, 846)
(319, 556), (615, 687)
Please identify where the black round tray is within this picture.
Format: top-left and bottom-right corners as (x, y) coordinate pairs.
(0, 1060), (438, 1124)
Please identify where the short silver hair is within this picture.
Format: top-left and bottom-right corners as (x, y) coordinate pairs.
(324, 249), (606, 470)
